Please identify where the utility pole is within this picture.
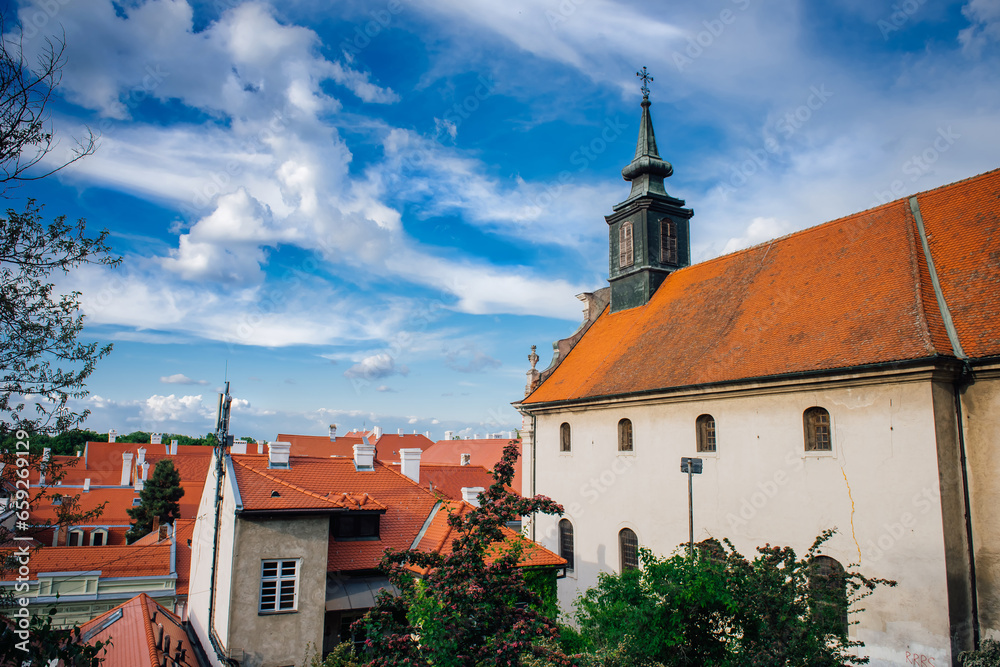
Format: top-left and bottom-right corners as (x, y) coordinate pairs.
(680, 457), (703, 558)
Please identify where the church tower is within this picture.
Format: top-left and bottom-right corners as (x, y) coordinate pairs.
(606, 68), (694, 312)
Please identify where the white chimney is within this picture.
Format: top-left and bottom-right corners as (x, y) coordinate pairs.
(76, 450), (81, 457)
(329, 424), (337, 442)
(373, 425), (383, 438)
(231, 439), (247, 455)
(400, 448), (422, 484)
(141, 461), (150, 481)
(137, 447), (146, 466)
(397, 428), (403, 436)
(83, 478), (91, 493)
(461, 487), (485, 508)
(257, 442), (264, 454)
(424, 431), (431, 438)
(120, 452), (134, 486)
(170, 440), (178, 455)
(473, 433), (480, 440)
(460, 453), (471, 466)
(267, 442), (291, 469)
(353, 437), (376, 471)
(151, 433), (162, 445)
(135, 473), (144, 492)
(444, 430), (454, 441)
(108, 429), (118, 443)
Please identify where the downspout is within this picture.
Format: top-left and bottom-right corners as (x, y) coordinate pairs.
(910, 196), (979, 649)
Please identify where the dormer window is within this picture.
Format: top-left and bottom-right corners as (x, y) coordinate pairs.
(68, 529), (85, 546)
(332, 512), (381, 541)
(90, 528), (108, 546)
(619, 221), (634, 268)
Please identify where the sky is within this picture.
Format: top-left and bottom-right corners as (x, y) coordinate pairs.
(3, 0), (999, 443)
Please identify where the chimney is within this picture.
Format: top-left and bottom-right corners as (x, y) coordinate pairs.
(373, 425), (383, 438)
(400, 448), (422, 484)
(135, 476), (144, 492)
(267, 442), (291, 469)
(108, 429), (117, 443)
(170, 440), (178, 455)
(397, 428), (403, 436)
(141, 461), (150, 481)
(461, 487), (485, 508)
(231, 439), (247, 455)
(39, 447), (50, 485)
(473, 433), (480, 440)
(120, 452), (134, 486)
(257, 442), (264, 454)
(76, 450), (81, 457)
(151, 433), (162, 445)
(444, 430), (454, 441)
(83, 478), (91, 492)
(329, 424), (337, 442)
(158, 521), (169, 541)
(353, 437), (376, 471)
(460, 453), (471, 466)
(152, 515), (160, 535)
(424, 430), (431, 438)
(137, 447), (146, 466)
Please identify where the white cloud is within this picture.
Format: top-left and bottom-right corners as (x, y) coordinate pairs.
(160, 373), (210, 385)
(722, 217), (794, 254)
(343, 353), (409, 380)
(960, 0), (1000, 54)
(142, 394), (213, 422)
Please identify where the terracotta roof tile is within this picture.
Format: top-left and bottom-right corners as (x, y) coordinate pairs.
(79, 593), (202, 667)
(275, 433), (366, 458)
(523, 170), (1000, 404)
(0, 543), (171, 581)
(416, 463), (505, 501)
(421, 440), (523, 491)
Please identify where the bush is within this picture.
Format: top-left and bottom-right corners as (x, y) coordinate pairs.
(959, 639), (1000, 667)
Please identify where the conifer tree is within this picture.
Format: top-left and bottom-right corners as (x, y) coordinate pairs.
(126, 459), (184, 543)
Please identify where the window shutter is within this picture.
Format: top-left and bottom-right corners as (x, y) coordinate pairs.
(619, 222), (634, 268)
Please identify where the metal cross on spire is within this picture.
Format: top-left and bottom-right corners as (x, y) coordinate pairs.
(636, 66), (653, 98)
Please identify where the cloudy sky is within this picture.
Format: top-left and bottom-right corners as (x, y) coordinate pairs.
(4, 0), (999, 442)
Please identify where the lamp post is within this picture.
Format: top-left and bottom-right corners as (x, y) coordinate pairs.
(680, 457), (703, 557)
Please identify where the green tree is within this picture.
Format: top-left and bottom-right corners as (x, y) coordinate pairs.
(0, 607), (109, 667)
(959, 639), (1000, 667)
(361, 440), (577, 666)
(573, 531), (895, 667)
(125, 459), (184, 543)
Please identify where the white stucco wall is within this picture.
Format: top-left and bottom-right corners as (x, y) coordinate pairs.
(528, 374), (953, 666)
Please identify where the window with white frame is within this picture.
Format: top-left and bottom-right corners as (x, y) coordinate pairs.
(259, 559), (299, 613)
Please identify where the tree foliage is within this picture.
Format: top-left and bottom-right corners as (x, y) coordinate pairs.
(572, 531), (896, 667)
(125, 458), (184, 543)
(0, 607), (109, 667)
(361, 440), (577, 666)
(959, 639), (1000, 667)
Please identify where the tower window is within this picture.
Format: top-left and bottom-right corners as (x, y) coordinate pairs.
(619, 528), (639, 571)
(660, 219), (678, 264)
(804, 407), (832, 451)
(619, 221), (634, 268)
(559, 519), (575, 573)
(696, 414), (716, 452)
(617, 419), (633, 452)
(560, 422), (571, 452)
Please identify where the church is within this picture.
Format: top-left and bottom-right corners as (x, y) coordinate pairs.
(514, 79), (999, 666)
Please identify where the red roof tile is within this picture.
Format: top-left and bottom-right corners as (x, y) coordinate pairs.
(421, 439), (523, 491)
(523, 170), (1000, 405)
(0, 543), (172, 581)
(275, 433), (366, 458)
(416, 463), (503, 501)
(79, 593), (201, 667)
(374, 433), (436, 457)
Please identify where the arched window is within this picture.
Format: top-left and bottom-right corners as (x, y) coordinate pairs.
(617, 419), (633, 452)
(560, 422), (571, 452)
(559, 519), (575, 573)
(660, 218), (678, 264)
(619, 528), (639, 571)
(619, 221), (634, 268)
(90, 528), (108, 547)
(809, 556), (848, 636)
(696, 414), (716, 452)
(804, 407), (832, 451)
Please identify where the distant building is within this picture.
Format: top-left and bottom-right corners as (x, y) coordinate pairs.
(516, 88), (999, 666)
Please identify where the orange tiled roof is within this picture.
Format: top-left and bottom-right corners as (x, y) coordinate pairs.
(0, 542), (172, 581)
(413, 501), (565, 572)
(417, 463), (503, 501)
(421, 439), (523, 491)
(275, 433), (366, 458)
(523, 170), (1000, 405)
(374, 433), (436, 457)
(79, 593), (201, 667)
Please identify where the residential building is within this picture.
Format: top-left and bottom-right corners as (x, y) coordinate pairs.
(515, 88), (999, 666)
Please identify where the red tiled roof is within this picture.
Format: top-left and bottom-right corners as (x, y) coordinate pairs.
(0, 543), (172, 581)
(275, 433), (366, 458)
(413, 501), (564, 572)
(421, 440), (523, 491)
(374, 433), (436, 457)
(417, 463), (502, 501)
(79, 593), (201, 667)
(523, 170), (1000, 405)
(231, 456), (388, 512)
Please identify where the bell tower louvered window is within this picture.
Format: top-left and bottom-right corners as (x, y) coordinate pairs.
(660, 218), (678, 264)
(619, 221), (634, 268)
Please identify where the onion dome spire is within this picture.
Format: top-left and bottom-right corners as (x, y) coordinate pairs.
(620, 67), (673, 203)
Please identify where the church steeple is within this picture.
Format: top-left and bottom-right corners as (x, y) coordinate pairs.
(605, 67), (694, 313)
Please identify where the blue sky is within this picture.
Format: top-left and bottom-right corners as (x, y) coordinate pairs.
(4, 0), (999, 442)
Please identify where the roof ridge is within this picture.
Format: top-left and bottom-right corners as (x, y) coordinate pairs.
(140, 594), (159, 667)
(902, 198), (940, 354)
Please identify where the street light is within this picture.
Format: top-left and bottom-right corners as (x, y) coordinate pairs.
(680, 457), (703, 557)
